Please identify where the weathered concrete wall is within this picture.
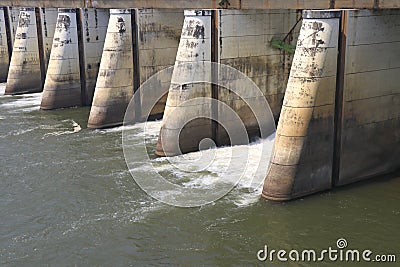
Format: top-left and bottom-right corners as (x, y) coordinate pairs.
(137, 8), (183, 120)
(88, 8), (183, 128)
(263, 10), (340, 200)
(5, 7), (56, 94)
(41, 8), (108, 109)
(337, 10), (400, 185)
(156, 9), (301, 156)
(262, 9), (400, 201)
(219, 10), (299, 120)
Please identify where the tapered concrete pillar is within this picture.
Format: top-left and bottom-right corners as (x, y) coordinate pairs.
(41, 8), (108, 110)
(5, 8), (42, 94)
(155, 10), (212, 156)
(156, 9), (293, 156)
(4, 7), (56, 94)
(262, 10), (340, 201)
(88, 9), (183, 128)
(41, 9), (81, 109)
(87, 9), (133, 128)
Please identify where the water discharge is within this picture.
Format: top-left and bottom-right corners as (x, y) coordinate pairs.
(0, 83), (399, 266)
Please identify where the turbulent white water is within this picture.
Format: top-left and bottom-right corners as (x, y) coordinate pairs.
(124, 120), (275, 207)
(1, 82), (275, 207)
(0, 88), (42, 113)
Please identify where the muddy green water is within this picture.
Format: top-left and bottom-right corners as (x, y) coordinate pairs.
(0, 84), (399, 266)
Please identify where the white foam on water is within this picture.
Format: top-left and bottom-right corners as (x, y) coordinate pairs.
(10, 128), (36, 136)
(0, 83), (6, 95)
(42, 120), (82, 138)
(0, 92), (42, 110)
(72, 121), (81, 133)
(94, 125), (126, 134)
(93, 120), (163, 136)
(127, 120), (275, 207)
(171, 137), (274, 207)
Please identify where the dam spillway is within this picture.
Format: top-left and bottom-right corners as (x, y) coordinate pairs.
(0, 4), (399, 201)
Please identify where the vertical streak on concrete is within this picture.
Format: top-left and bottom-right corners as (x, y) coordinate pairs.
(0, 7), (10, 81)
(155, 10), (212, 156)
(87, 9), (133, 128)
(35, 7), (46, 89)
(7, 7), (20, 48)
(40, 8), (58, 71)
(332, 10), (347, 186)
(82, 8), (108, 105)
(262, 10), (340, 201)
(3, 8), (13, 62)
(5, 8), (42, 94)
(131, 9), (141, 121)
(41, 8), (81, 109)
(76, 8), (87, 106)
(211, 10), (219, 144)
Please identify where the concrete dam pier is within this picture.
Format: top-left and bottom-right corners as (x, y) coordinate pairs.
(263, 9), (400, 200)
(4, 7), (57, 94)
(88, 8), (184, 128)
(0, 3), (399, 201)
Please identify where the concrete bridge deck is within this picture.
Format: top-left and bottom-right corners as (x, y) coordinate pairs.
(0, 0), (399, 9)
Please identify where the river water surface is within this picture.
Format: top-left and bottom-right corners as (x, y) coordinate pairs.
(0, 83), (399, 266)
